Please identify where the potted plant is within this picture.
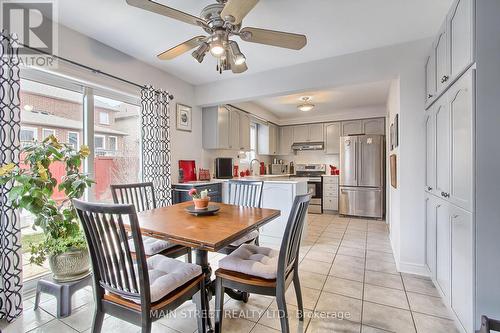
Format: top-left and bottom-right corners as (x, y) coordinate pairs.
(0, 135), (94, 282)
(188, 188), (210, 209)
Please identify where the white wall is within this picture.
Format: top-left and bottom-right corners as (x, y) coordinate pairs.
(43, 23), (202, 183)
(194, 39), (431, 275)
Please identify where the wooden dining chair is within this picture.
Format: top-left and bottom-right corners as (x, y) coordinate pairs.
(214, 193), (312, 333)
(111, 182), (192, 262)
(219, 180), (264, 255)
(73, 199), (207, 333)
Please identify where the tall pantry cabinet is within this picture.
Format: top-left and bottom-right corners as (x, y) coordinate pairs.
(423, 0), (500, 331)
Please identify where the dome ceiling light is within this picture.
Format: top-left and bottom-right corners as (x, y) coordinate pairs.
(297, 96), (315, 112)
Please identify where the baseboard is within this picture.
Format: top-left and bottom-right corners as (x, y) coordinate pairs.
(396, 261), (431, 277)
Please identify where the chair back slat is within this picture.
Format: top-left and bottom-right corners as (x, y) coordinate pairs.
(278, 193), (312, 278)
(111, 182), (157, 212)
(227, 180), (264, 208)
(73, 199), (150, 303)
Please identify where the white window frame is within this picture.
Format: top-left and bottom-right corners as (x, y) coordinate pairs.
(20, 126), (38, 143)
(99, 111), (110, 125)
(42, 128), (55, 139)
(67, 131), (79, 148)
(94, 134), (105, 149)
(108, 135), (117, 151)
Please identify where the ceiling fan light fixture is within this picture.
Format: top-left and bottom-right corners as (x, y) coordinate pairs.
(192, 42), (209, 63)
(228, 40), (246, 65)
(297, 96), (315, 112)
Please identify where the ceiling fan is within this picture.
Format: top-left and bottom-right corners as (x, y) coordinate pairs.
(126, 0), (307, 74)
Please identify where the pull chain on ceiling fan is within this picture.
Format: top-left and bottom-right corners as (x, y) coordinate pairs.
(126, 0), (308, 74)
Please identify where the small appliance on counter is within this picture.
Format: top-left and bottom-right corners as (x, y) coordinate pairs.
(178, 160), (197, 183)
(289, 161), (294, 175)
(271, 164), (288, 175)
(214, 157), (233, 179)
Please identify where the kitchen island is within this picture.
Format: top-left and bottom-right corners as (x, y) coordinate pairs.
(219, 177), (308, 245)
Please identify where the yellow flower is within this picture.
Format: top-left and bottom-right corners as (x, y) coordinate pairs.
(0, 163), (16, 176)
(79, 145), (90, 158)
(46, 134), (62, 149)
(37, 161), (49, 181)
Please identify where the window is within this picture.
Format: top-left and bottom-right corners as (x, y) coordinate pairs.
(108, 136), (117, 151)
(68, 132), (79, 149)
(241, 123), (257, 166)
(94, 135), (105, 149)
(20, 126), (37, 145)
(99, 111), (110, 125)
(42, 128), (55, 139)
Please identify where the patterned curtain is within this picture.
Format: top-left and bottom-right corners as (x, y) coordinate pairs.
(140, 86), (172, 207)
(0, 32), (23, 322)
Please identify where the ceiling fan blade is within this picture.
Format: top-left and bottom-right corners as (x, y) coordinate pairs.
(126, 0), (206, 27)
(240, 27), (307, 50)
(157, 36), (206, 60)
(220, 0), (259, 25)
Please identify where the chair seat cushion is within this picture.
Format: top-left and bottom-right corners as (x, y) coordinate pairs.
(136, 255), (202, 303)
(128, 236), (176, 256)
(218, 244), (279, 279)
(229, 230), (260, 247)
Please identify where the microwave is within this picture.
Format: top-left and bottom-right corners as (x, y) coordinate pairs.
(214, 158), (233, 179)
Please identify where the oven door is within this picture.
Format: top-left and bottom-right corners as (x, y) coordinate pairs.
(307, 180), (323, 213)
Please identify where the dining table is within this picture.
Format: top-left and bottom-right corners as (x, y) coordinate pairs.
(134, 201), (281, 332)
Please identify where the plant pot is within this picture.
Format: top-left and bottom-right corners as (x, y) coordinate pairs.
(48, 248), (91, 282)
(193, 197), (210, 210)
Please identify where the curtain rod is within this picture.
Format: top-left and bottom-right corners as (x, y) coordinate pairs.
(1, 32), (174, 100)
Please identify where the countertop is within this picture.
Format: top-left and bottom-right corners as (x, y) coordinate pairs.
(322, 175), (340, 177)
(173, 175), (307, 186)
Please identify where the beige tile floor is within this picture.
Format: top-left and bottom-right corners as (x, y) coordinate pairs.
(0, 214), (462, 333)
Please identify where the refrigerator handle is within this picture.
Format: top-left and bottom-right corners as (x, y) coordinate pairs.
(354, 139), (357, 182)
(359, 139), (363, 182)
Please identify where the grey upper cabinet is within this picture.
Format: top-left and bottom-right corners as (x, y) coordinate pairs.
(362, 118), (385, 135)
(448, 71), (473, 211)
(448, 0), (474, 81)
(228, 108), (240, 150)
(293, 125), (309, 142)
(341, 120), (363, 136)
(425, 48), (437, 104)
(435, 99), (450, 198)
(435, 22), (450, 93)
(239, 112), (251, 151)
(278, 126), (294, 155)
(308, 123), (324, 142)
(325, 122), (341, 154)
(202, 106), (230, 149)
(258, 123), (278, 155)
(425, 109), (437, 194)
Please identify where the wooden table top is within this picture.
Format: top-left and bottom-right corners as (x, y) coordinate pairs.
(134, 202), (281, 252)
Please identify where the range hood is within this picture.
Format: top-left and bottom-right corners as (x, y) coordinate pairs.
(292, 142), (325, 151)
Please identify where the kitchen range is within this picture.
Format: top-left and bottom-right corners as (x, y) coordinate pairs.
(294, 164), (325, 214)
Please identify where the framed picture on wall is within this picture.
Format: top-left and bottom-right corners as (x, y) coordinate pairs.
(176, 103), (192, 132)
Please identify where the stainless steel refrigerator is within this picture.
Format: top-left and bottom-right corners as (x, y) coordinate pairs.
(339, 135), (385, 219)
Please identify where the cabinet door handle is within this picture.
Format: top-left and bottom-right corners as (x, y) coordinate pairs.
(441, 75), (449, 83)
(427, 186), (433, 191)
(428, 94), (433, 99)
(452, 214), (459, 219)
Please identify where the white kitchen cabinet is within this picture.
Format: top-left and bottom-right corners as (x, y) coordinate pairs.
(279, 126), (294, 155)
(435, 100), (450, 197)
(341, 120), (363, 136)
(450, 204), (474, 332)
(323, 176), (339, 211)
(362, 118), (385, 135)
(228, 108), (240, 150)
(448, 0), (474, 81)
(293, 125), (309, 142)
(239, 112), (251, 151)
(435, 201), (451, 299)
(308, 123), (324, 142)
(425, 109), (437, 194)
(449, 70), (473, 212)
(425, 194), (438, 278)
(202, 106), (230, 149)
(325, 122), (341, 154)
(425, 46), (437, 104)
(258, 123), (278, 155)
(435, 22), (450, 92)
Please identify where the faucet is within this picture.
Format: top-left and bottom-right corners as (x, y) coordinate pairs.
(250, 159), (261, 175)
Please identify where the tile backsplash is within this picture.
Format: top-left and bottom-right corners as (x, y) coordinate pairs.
(276, 150), (340, 169)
